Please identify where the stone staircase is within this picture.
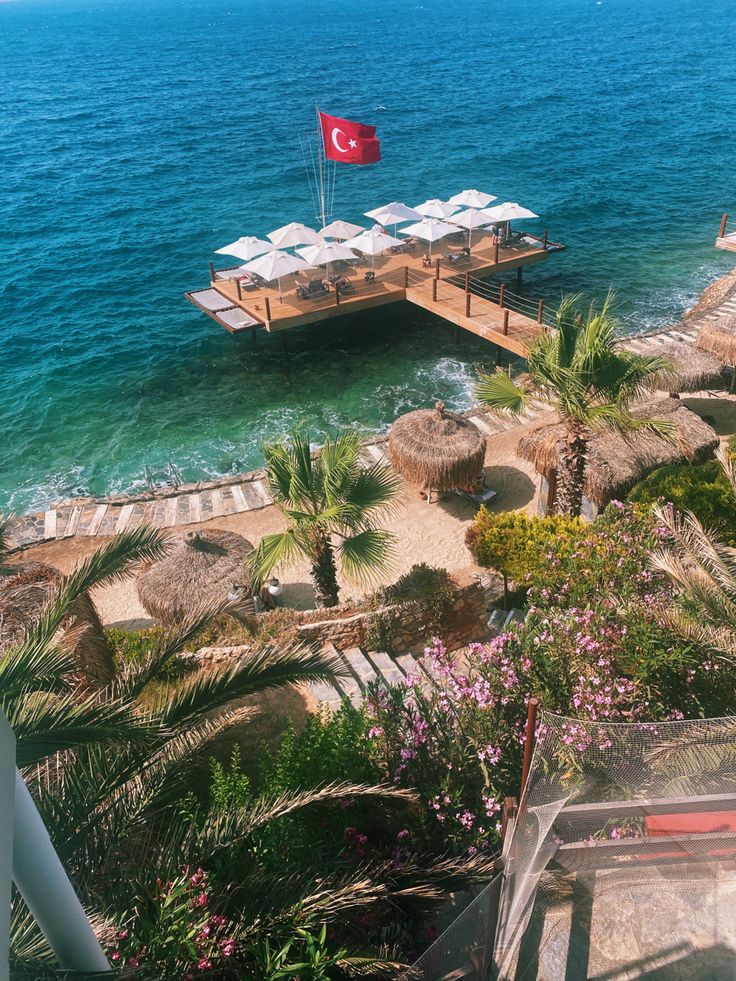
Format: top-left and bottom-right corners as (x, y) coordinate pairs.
(486, 607), (527, 637)
(309, 642), (447, 710)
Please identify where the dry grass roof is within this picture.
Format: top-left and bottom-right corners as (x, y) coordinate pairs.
(388, 401), (486, 492)
(136, 529), (254, 624)
(0, 561), (114, 688)
(517, 398), (719, 507)
(696, 316), (736, 366)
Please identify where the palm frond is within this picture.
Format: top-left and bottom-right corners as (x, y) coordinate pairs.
(338, 530), (396, 586)
(475, 369), (530, 417)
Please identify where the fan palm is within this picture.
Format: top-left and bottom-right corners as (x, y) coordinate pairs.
(252, 428), (401, 607)
(650, 450), (736, 660)
(475, 293), (671, 516)
(5, 527), (493, 978)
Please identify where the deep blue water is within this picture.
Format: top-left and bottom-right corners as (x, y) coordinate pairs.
(1, 0), (735, 513)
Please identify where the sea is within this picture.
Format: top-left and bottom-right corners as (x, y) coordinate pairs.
(1, 0), (735, 514)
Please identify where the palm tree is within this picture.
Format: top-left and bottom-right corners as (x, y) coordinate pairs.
(475, 293), (670, 517)
(650, 450), (736, 660)
(3, 529), (493, 979)
(252, 428), (401, 607)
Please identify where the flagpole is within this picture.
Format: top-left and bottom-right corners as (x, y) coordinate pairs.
(315, 105), (327, 230)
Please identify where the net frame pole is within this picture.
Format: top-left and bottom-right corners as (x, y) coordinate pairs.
(520, 697), (539, 794)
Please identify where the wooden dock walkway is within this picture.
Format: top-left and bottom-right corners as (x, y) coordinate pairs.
(405, 275), (546, 358)
(186, 228), (562, 357)
(716, 213), (736, 252)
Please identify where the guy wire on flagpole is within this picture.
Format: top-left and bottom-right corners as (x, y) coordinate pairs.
(298, 135), (320, 219)
(315, 104), (327, 230)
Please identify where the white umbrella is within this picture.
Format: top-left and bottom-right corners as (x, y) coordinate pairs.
(400, 217), (458, 259)
(215, 236), (273, 262)
(267, 221), (322, 249)
(364, 201), (422, 224)
(297, 241), (357, 279)
(318, 219), (365, 241)
(479, 202), (538, 222)
(342, 225), (403, 270)
(448, 189), (498, 209)
(239, 249), (311, 301)
(414, 199), (460, 219)
(446, 208), (492, 250)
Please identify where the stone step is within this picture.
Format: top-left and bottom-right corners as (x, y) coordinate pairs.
(308, 679), (343, 710)
(394, 653), (420, 679)
(365, 649), (405, 687)
(340, 646), (379, 690)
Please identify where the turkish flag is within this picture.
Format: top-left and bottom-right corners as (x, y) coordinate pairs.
(319, 111), (381, 165)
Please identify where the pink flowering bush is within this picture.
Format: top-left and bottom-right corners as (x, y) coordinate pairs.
(109, 867), (237, 979)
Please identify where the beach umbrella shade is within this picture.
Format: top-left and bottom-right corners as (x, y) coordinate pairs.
(414, 199), (460, 219)
(399, 217), (458, 258)
(479, 202), (538, 222)
(364, 201), (422, 224)
(215, 236), (273, 262)
(342, 225), (403, 270)
(318, 219), (365, 241)
(297, 241), (357, 279)
(240, 249), (312, 300)
(448, 189), (498, 209)
(446, 208), (493, 250)
(388, 401), (487, 494)
(0, 561), (114, 690)
(696, 316), (736, 366)
(136, 529), (255, 624)
(267, 221), (322, 249)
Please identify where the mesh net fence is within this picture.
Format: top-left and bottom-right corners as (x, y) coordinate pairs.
(492, 711), (736, 980)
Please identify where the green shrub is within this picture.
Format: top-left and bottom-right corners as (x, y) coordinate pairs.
(465, 509), (584, 604)
(105, 626), (166, 671)
(377, 563), (458, 627)
(628, 460), (736, 545)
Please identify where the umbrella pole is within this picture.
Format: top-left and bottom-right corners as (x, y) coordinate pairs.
(278, 277), (283, 303)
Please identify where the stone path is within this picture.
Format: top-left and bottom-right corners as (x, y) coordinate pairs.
(4, 411), (537, 552)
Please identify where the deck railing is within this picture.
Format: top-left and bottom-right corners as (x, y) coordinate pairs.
(718, 213), (736, 239)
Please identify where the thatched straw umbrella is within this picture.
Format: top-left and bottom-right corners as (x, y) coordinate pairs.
(518, 398), (719, 515)
(136, 529), (255, 623)
(0, 561), (114, 689)
(697, 316), (736, 366)
(389, 401), (486, 497)
(637, 339), (726, 393)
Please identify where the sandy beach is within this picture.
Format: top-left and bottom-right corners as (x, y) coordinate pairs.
(21, 423), (541, 627)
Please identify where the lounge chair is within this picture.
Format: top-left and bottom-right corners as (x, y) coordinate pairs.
(453, 486), (497, 507)
(295, 279), (329, 301)
(330, 274), (354, 293)
(364, 270), (375, 283)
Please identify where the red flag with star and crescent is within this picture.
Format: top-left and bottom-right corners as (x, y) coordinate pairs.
(318, 110), (381, 165)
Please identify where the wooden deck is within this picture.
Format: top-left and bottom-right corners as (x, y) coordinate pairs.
(186, 228), (562, 355)
(406, 277), (544, 358)
(715, 214), (736, 251)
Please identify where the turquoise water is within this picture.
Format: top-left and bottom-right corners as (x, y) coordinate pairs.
(2, 0), (735, 513)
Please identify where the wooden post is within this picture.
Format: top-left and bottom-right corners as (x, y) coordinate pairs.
(264, 296), (272, 322)
(537, 298), (544, 324)
(542, 230), (548, 250)
(209, 262), (216, 282)
(520, 698), (540, 795)
(503, 309), (509, 335)
(494, 240), (499, 264)
(335, 282), (340, 306)
(435, 258), (440, 280)
(404, 265), (409, 288)
(235, 278), (242, 301)
(719, 214), (729, 238)
(465, 271), (470, 294)
(499, 284), (505, 308)
(501, 796), (518, 842)
(465, 291), (471, 317)
(432, 278), (438, 302)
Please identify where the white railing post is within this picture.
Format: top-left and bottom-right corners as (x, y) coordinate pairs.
(1, 710), (111, 975)
(0, 714), (14, 981)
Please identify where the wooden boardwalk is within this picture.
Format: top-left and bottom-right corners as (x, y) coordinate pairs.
(187, 229), (559, 357)
(406, 277), (544, 358)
